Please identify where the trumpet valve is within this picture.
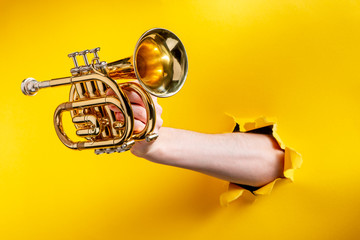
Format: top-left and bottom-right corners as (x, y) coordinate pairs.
(79, 66), (91, 75)
(90, 47), (100, 63)
(70, 68), (81, 76)
(68, 52), (81, 76)
(79, 50), (90, 66)
(68, 52), (79, 66)
(90, 47), (107, 71)
(78, 50), (92, 74)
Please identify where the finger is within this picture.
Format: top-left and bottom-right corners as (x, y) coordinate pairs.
(154, 102), (162, 115)
(150, 96), (162, 115)
(110, 101), (160, 121)
(150, 95), (158, 103)
(108, 87), (144, 106)
(115, 112), (124, 121)
(109, 104), (122, 113)
(106, 88), (115, 96)
(114, 114), (145, 133)
(132, 104), (147, 123)
(115, 105), (147, 123)
(107, 88), (125, 113)
(122, 89), (145, 107)
(154, 116), (163, 133)
(134, 120), (145, 133)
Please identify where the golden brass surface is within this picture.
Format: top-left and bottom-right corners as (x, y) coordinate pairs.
(108, 28), (188, 98)
(21, 28), (188, 154)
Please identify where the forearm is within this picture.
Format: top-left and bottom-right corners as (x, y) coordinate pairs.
(132, 127), (285, 187)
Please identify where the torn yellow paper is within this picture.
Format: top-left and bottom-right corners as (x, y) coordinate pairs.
(220, 115), (303, 206)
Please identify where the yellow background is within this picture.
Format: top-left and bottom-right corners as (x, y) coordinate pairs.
(1, 0), (360, 239)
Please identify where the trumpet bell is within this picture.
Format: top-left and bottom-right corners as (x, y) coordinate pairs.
(107, 28), (188, 98)
(134, 28), (188, 98)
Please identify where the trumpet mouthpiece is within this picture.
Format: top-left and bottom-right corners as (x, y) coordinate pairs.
(21, 78), (39, 96)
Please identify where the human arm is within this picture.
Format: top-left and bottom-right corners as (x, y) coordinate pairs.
(132, 127), (284, 187)
(109, 88), (285, 188)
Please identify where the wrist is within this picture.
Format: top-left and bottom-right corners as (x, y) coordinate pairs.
(130, 128), (167, 161)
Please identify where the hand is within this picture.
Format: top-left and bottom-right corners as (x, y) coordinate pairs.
(107, 86), (163, 158)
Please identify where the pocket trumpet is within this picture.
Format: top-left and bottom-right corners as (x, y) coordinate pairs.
(21, 28), (188, 155)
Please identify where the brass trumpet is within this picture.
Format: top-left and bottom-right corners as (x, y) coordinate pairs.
(21, 28), (188, 154)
